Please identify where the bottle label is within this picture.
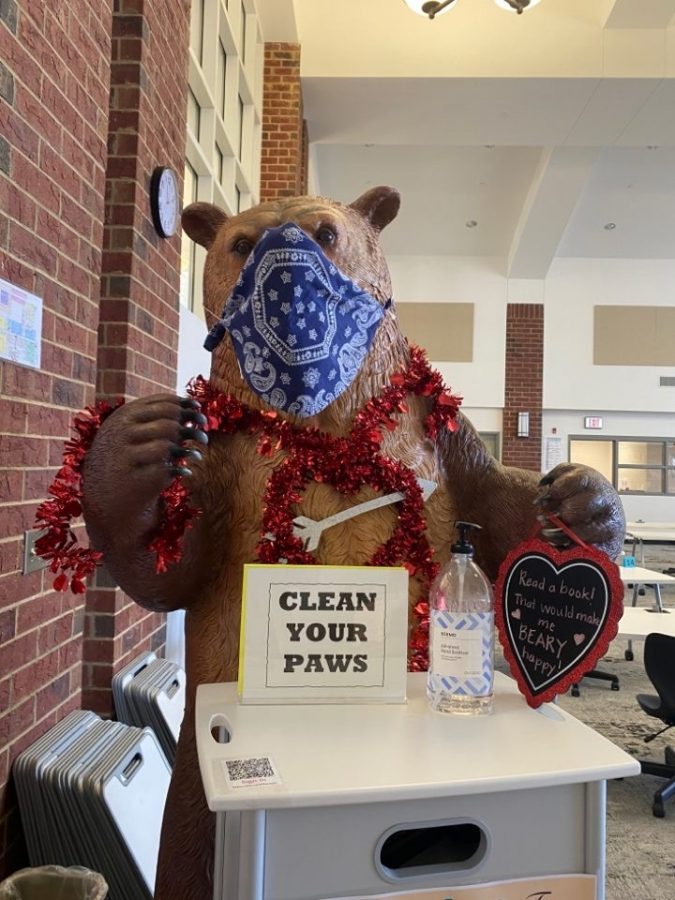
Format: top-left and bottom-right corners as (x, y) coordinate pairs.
(429, 611), (493, 696)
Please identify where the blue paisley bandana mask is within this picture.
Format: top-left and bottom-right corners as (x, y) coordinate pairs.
(204, 224), (390, 417)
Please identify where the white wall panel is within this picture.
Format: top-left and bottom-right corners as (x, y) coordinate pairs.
(387, 255), (506, 409)
(544, 257), (675, 413)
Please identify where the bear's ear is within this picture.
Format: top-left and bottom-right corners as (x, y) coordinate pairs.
(182, 202), (229, 249)
(349, 186), (400, 233)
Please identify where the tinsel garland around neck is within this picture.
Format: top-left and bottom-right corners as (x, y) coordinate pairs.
(34, 344), (461, 670)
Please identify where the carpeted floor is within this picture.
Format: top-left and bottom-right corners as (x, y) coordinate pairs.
(497, 542), (675, 900)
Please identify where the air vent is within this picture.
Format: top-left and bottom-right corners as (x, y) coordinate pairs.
(659, 377), (675, 387)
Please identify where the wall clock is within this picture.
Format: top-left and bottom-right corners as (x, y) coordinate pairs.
(150, 166), (179, 238)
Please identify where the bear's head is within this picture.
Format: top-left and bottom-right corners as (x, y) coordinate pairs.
(181, 187), (406, 428)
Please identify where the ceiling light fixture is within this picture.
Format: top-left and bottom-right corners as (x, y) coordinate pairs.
(403, 0), (542, 18)
(494, 0), (542, 11)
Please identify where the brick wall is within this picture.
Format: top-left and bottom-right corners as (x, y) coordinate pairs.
(0, 6), (307, 880)
(84, 0), (190, 716)
(260, 43), (307, 200)
(502, 303), (543, 471)
(0, 0), (112, 877)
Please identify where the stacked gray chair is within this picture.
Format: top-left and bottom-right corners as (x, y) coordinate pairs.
(14, 710), (171, 900)
(111, 653), (185, 767)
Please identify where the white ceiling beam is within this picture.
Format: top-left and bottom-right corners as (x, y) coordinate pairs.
(598, 0), (621, 27)
(604, 0), (675, 28)
(507, 147), (599, 279)
(255, 0), (298, 42)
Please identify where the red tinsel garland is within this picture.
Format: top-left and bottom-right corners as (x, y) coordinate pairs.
(34, 400), (124, 594)
(147, 480), (202, 574)
(34, 401), (202, 593)
(35, 345), (461, 670)
(188, 345), (462, 670)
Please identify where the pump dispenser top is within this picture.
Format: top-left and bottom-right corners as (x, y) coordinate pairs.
(427, 520), (495, 715)
(451, 521), (480, 555)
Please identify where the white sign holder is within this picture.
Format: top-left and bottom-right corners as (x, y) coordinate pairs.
(237, 564), (409, 704)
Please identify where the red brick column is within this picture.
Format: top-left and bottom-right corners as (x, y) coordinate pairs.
(261, 43), (307, 200)
(0, 0), (112, 876)
(502, 303), (543, 471)
(84, 0), (190, 716)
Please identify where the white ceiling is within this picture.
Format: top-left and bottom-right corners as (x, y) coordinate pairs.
(258, 0), (675, 273)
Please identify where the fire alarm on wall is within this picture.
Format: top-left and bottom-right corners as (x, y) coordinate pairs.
(150, 166), (179, 239)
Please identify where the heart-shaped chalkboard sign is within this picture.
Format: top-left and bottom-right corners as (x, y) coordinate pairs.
(495, 536), (624, 707)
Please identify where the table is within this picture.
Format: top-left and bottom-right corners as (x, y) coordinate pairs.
(616, 605), (675, 660)
(625, 522), (675, 566)
(618, 607), (675, 641)
(196, 673), (638, 900)
(618, 565), (675, 660)
(618, 565), (675, 613)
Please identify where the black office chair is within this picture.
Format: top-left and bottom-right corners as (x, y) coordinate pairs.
(570, 667), (619, 697)
(636, 632), (675, 818)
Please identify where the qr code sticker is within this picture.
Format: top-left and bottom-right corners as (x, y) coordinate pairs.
(222, 755), (281, 788)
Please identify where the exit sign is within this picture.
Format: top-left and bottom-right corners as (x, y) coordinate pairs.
(584, 416), (603, 429)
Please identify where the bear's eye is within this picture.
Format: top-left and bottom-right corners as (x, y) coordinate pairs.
(315, 225), (336, 246)
(232, 237), (254, 257)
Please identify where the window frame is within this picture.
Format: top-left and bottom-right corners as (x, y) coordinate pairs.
(181, 0), (263, 317)
(568, 435), (675, 496)
(478, 431), (501, 462)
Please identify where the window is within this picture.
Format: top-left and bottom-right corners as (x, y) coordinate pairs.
(187, 90), (201, 141)
(183, 0), (263, 320)
(179, 163), (198, 311)
(478, 432), (500, 461)
(190, 0), (205, 65)
(240, 0), (247, 62)
(217, 42), (227, 120)
(617, 441), (670, 494)
(569, 440), (613, 481)
(238, 94), (245, 159)
(569, 437), (675, 496)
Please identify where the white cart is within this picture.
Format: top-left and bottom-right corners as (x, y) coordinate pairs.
(196, 673), (638, 900)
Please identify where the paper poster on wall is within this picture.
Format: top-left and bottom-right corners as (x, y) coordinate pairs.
(543, 435), (564, 472)
(323, 873), (596, 899)
(238, 564), (409, 704)
(0, 278), (42, 369)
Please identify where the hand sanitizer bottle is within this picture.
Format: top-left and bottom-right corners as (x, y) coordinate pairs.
(427, 521), (495, 715)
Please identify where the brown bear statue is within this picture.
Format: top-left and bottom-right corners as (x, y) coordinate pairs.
(81, 187), (625, 900)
